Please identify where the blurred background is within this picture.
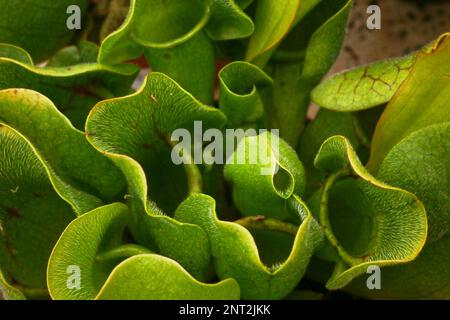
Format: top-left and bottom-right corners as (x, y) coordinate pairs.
(332, 0), (450, 71)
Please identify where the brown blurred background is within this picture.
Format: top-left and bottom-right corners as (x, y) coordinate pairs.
(332, 0), (450, 72)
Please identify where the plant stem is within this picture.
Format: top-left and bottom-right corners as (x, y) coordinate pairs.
(170, 140), (203, 194)
(95, 244), (153, 263)
(234, 216), (298, 236)
(351, 114), (371, 149)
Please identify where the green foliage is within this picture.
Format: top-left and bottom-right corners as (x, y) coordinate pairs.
(368, 35), (450, 172)
(0, 0), (90, 62)
(96, 254), (240, 300)
(312, 135), (427, 289)
(0, 1), (448, 301)
(309, 34), (450, 299)
(224, 132), (306, 220)
(0, 42), (138, 129)
(269, 0), (353, 146)
(0, 124), (75, 290)
(174, 193), (323, 299)
(218, 61), (273, 126)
